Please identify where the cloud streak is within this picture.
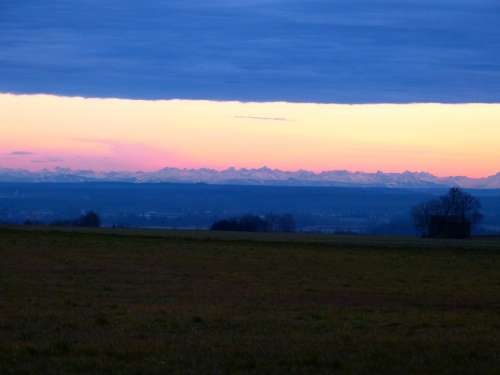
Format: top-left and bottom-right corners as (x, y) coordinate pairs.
(234, 115), (289, 122)
(31, 158), (64, 164)
(9, 151), (34, 156)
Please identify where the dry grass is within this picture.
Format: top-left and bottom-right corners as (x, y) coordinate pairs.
(1, 227), (500, 374)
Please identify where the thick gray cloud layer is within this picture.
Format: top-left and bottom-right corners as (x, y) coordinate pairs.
(1, 0), (499, 102)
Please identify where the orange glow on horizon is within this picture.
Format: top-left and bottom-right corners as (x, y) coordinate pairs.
(0, 93), (499, 178)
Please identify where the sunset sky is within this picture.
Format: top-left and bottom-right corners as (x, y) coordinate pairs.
(1, 94), (499, 177)
(1, 1), (499, 177)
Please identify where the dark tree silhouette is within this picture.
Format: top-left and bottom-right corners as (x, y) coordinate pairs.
(411, 187), (482, 238)
(211, 215), (267, 232)
(411, 198), (442, 237)
(74, 211), (101, 228)
(210, 218), (240, 232)
(211, 214), (296, 233)
(50, 212), (101, 228)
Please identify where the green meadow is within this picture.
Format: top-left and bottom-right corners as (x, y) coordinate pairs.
(1, 227), (500, 374)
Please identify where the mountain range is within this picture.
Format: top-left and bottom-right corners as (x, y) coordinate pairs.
(1, 167), (500, 189)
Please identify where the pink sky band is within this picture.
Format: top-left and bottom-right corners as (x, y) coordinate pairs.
(1, 93), (499, 178)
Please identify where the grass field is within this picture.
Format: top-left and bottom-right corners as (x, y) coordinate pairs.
(1, 227), (500, 374)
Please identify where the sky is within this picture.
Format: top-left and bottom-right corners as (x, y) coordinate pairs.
(1, 1), (499, 176)
(1, 94), (500, 178)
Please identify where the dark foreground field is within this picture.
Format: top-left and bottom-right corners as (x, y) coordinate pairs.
(1, 228), (500, 374)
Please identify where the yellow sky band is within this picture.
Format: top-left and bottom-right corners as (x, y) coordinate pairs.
(1, 93), (499, 177)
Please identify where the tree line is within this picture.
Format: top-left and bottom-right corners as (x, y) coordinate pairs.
(4, 187), (486, 238)
(25, 211), (102, 228)
(211, 214), (296, 233)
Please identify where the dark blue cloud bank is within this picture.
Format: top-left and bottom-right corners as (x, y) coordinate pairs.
(1, 0), (499, 103)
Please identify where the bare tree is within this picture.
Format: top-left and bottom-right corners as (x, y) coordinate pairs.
(439, 187), (482, 224)
(411, 187), (482, 238)
(411, 198), (442, 237)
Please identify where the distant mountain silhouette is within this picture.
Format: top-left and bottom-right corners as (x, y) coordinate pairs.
(1, 167), (500, 189)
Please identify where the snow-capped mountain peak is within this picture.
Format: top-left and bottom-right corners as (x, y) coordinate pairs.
(0, 167), (499, 189)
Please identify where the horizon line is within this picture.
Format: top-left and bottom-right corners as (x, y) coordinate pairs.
(1, 165), (499, 180)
